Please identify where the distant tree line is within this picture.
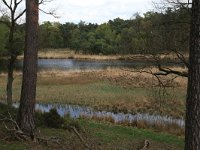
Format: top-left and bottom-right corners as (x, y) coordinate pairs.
(0, 7), (190, 56)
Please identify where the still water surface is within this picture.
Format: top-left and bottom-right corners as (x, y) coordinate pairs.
(15, 59), (154, 71)
(0, 58), (182, 72)
(13, 102), (185, 128)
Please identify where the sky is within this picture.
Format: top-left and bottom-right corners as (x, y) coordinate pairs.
(39, 0), (156, 24)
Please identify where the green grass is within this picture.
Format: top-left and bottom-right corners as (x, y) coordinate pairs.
(0, 116), (184, 149)
(85, 120), (184, 148)
(18, 120), (185, 149)
(0, 142), (26, 150)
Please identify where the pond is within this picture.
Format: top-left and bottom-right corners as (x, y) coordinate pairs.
(15, 59), (156, 71)
(0, 58), (175, 72)
(13, 102), (185, 129)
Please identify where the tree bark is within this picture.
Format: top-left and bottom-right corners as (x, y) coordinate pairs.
(6, 17), (16, 106)
(6, 55), (16, 106)
(18, 0), (39, 134)
(185, 0), (200, 149)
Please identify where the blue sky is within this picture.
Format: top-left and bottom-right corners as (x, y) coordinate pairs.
(39, 0), (155, 24)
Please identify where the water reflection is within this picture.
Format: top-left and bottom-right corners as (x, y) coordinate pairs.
(13, 102), (185, 128)
(14, 59), (153, 71)
(0, 58), (184, 72)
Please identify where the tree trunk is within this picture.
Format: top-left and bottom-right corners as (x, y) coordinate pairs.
(18, 0), (39, 134)
(185, 0), (200, 149)
(6, 20), (15, 106)
(6, 55), (16, 106)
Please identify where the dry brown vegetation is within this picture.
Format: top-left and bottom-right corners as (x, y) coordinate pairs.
(34, 49), (154, 60)
(0, 67), (187, 118)
(17, 49), (189, 61)
(37, 67), (187, 88)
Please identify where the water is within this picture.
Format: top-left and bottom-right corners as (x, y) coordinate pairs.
(0, 58), (184, 72)
(13, 102), (185, 128)
(14, 59), (154, 71)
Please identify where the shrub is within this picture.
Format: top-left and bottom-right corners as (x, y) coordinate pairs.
(43, 108), (64, 128)
(35, 111), (46, 127)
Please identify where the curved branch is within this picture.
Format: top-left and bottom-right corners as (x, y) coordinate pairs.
(2, 0), (12, 11)
(157, 65), (188, 77)
(14, 9), (26, 22)
(39, 8), (59, 18)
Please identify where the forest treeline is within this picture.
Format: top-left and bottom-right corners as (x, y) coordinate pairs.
(0, 8), (190, 55)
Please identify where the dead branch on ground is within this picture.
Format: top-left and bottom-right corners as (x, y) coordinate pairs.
(0, 112), (64, 148)
(140, 139), (150, 150)
(70, 126), (91, 150)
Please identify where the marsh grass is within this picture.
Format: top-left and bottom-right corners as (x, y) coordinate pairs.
(0, 69), (186, 118)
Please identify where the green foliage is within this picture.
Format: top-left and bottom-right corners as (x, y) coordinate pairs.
(69, 28), (81, 52)
(0, 8), (190, 56)
(0, 142), (26, 150)
(43, 108), (64, 128)
(39, 22), (63, 49)
(35, 111), (46, 127)
(0, 17), (25, 57)
(0, 24), (9, 56)
(63, 114), (81, 131)
(37, 8), (189, 55)
(36, 109), (81, 131)
(0, 103), (17, 117)
(13, 24), (25, 55)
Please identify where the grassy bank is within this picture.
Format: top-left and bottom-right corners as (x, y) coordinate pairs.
(0, 120), (184, 150)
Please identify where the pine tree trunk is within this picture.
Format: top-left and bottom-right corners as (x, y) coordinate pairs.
(185, 0), (200, 149)
(18, 0), (39, 134)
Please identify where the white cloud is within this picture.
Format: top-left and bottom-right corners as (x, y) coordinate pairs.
(39, 0), (155, 24)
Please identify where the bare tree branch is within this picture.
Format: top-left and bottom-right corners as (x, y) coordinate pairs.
(39, 8), (59, 18)
(39, 0), (54, 5)
(172, 50), (189, 68)
(15, 0), (23, 6)
(152, 54), (188, 77)
(153, 0), (192, 13)
(156, 65), (188, 77)
(14, 8), (26, 22)
(1, 0), (57, 24)
(2, 0), (12, 11)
